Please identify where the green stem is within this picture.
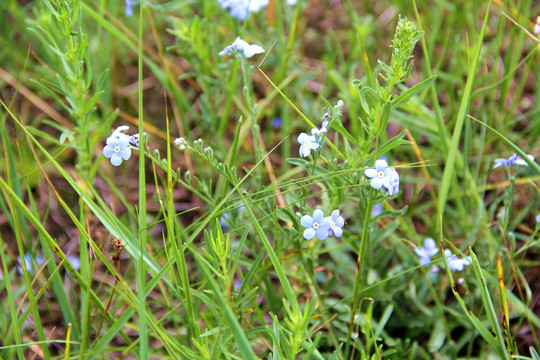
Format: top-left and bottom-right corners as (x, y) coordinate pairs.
(345, 187), (374, 359)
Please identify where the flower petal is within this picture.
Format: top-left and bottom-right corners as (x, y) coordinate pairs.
(110, 153), (122, 166)
(300, 215), (313, 228)
(315, 227), (329, 240)
(312, 209), (325, 222)
(303, 228), (315, 240)
(370, 177), (383, 189)
(120, 147), (132, 160)
(364, 168), (377, 178)
(332, 227), (343, 237)
(375, 159), (388, 171)
(103, 145), (115, 158)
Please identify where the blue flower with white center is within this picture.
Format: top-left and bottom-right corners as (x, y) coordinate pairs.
(297, 132), (319, 157)
(414, 238), (439, 266)
(301, 209), (332, 240)
(493, 153), (535, 169)
(219, 37), (265, 58)
(444, 249), (471, 271)
(326, 209), (345, 237)
(364, 159), (400, 195)
(103, 134), (131, 166)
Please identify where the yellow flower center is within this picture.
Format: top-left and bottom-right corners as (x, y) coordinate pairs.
(114, 146), (120, 153)
(313, 222), (319, 229)
(378, 171), (384, 177)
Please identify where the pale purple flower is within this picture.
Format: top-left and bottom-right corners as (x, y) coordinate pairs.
(444, 249), (471, 271)
(364, 159), (400, 195)
(219, 37), (265, 58)
(66, 254), (81, 271)
(326, 209), (345, 237)
(371, 203), (383, 217)
(414, 238), (439, 266)
(535, 16), (540, 35)
(301, 209), (332, 240)
(17, 253), (45, 275)
(297, 132), (319, 157)
(493, 153), (535, 169)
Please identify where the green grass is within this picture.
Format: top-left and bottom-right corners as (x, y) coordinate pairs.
(0, 0), (539, 359)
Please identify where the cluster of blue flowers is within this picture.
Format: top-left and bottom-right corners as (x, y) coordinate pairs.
(217, 0), (268, 20)
(492, 153), (535, 169)
(414, 238), (471, 273)
(103, 126), (140, 166)
(301, 209), (345, 240)
(219, 37), (265, 59)
(364, 159), (400, 195)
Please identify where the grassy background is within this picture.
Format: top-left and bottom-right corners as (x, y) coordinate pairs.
(0, 0), (539, 358)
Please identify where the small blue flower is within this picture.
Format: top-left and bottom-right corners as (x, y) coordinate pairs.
(66, 254), (81, 271)
(220, 202), (244, 229)
(125, 0), (133, 16)
(311, 120), (328, 143)
(444, 249), (471, 271)
(371, 203), (383, 217)
(301, 209), (332, 240)
(326, 209), (345, 237)
(414, 238), (439, 266)
(493, 153), (535, 169)
(103, 135), (131, 166)
(536, 214), (540, 223)
(297, 132), (319, 157)
(364, 159), (400, 195)
(17, 253), (45, 275)
(219, 37), (265, 58)
(272, 117), (282, 129)
(220, 212), (232, 229)
(129, 134), (140, 147)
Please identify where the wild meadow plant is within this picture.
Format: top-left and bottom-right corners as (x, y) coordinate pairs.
(0, 0), (539, 359)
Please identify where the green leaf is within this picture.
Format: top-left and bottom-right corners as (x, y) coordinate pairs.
(391, 75), (437, 109)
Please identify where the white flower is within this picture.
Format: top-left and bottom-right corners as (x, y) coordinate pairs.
(297, 132), (319, 157)
(219, 37), (265, 58)
(444, 249), (471, 272)
(414, 238), (439, 266)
